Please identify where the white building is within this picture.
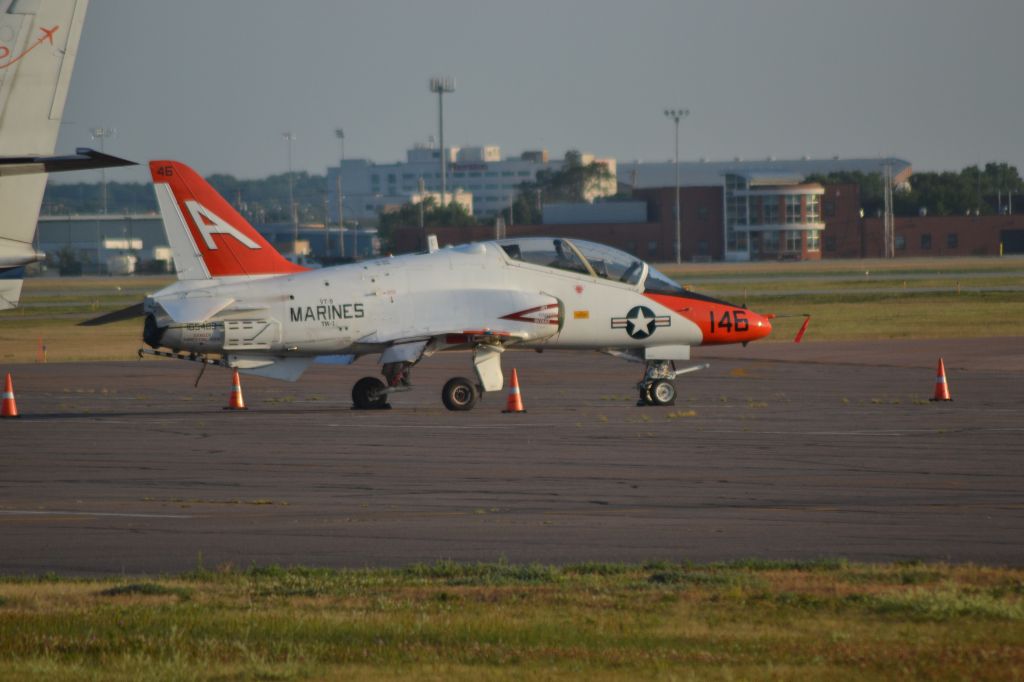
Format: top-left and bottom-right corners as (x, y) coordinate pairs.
(327, 144), (617, 222)
(618, 157), (912, 190)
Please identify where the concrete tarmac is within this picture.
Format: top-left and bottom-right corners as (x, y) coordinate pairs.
(1, 337), (1022, 575)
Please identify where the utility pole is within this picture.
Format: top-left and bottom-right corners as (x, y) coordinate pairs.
(883, 159), (894, 258)
(663, 109), (689, 264)
(429, 77), (455, 207)
(89, 127), (115, 214)
(335, 128), (345, 259)
(418, 176), (426, 250)
(282, 132), (297, 254)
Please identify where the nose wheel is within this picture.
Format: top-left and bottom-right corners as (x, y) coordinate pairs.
(640, 378), (676, 406)
(637, 360), (708, 407)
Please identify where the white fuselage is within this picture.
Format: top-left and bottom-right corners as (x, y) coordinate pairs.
(148, 242), (704, 359)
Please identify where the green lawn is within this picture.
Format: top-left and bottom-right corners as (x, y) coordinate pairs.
(0, 561), (1020, 680)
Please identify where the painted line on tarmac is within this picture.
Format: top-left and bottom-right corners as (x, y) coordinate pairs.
(0, 510), (192, 519)
(701, 427), (1024, 437)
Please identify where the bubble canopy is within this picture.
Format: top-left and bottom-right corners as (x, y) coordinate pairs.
(496, 237), (684, 294)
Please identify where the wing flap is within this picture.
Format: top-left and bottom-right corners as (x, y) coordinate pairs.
(229, 355), (312, 382)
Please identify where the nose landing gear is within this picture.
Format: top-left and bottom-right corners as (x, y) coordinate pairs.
(637, 360), (710, 407)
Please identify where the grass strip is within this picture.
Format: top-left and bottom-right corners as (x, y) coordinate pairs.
(0, 560), (1020, 680)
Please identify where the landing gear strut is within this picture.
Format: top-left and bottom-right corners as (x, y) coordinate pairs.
(636, 360), (709, 407)
(352, 361), (414, 410)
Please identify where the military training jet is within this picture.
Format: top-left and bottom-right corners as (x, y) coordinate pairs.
(88, 160), (781, 410)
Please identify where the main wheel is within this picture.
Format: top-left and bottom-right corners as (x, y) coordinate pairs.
(648, 379), (676, 406)
(352, 376), (389, 410)
(442, 377), (478, 411)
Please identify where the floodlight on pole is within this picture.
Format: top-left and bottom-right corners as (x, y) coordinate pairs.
(663, 108), (689, 264)
(90, 127), (115, 214)
(335, 128), (345, 259)
(282, 132), (297, 252)
(429, 76), (455, 207)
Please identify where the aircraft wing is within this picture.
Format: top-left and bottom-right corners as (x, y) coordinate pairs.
(0, 148), (136, 177)
(156, 296), (236, 324)
(358, 289), (562, 349)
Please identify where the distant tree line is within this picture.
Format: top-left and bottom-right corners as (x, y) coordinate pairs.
(807, 163), (1023, 218)
(43, 161), (1020, 236)
(41, 180), (157, 214)
(41, 172), (332, 224)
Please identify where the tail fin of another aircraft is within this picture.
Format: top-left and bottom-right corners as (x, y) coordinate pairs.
(0, 0), (89, 309)
(150, 160), (307, 279)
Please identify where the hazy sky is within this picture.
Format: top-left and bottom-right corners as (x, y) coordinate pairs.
(57, 0), (1024, 183)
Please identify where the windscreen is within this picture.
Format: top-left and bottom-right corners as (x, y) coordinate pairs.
(570, 240), (644, 284)
(643, 265), (686, 295)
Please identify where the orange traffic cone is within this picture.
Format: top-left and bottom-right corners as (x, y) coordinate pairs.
(502, 368), (526, 413)
(2, 372), (19, 418)
(930, 358), (952, 402)
(224, 368), (248, 410)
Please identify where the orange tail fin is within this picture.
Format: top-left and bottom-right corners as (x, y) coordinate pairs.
(150, 160), (307, 279)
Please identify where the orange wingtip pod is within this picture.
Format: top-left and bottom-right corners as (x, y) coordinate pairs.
(2, 372), (19, 418)
(794, 316), (810, 343)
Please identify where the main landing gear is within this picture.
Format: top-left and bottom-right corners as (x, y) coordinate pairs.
(352, 343), (499, 412)
(636, 360), (710, 407)
(353, 373), (483, 411)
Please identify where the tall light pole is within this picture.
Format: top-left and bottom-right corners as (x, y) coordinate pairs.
(282, 132), (297, 253)
(90, 127), (115, 214)
(663, 109), (689, 264)
(429, 77), (455, 207)
(418, 176), (426, 249)
(335, 128), (345, 259)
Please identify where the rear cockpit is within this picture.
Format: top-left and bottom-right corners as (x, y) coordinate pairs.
(496, 237), (646, 285)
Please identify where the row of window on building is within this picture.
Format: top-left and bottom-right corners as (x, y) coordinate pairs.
(821, 233), (961, 253)
(900, 233), (958, 250)
(729, 195), (822, 227)
(750, 230), (821, 253)
(370, 169), (534, 184)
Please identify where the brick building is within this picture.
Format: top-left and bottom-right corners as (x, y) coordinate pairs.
(822, 184), (1024, 258)
(392, 166), (1024, 262)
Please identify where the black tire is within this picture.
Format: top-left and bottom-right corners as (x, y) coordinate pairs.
(648, 379), (676, 406)
(352, 376), (388, 410)
(442, 377), (478, 411)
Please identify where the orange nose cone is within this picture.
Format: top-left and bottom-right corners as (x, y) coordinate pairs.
(750, 313), (772, 341)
